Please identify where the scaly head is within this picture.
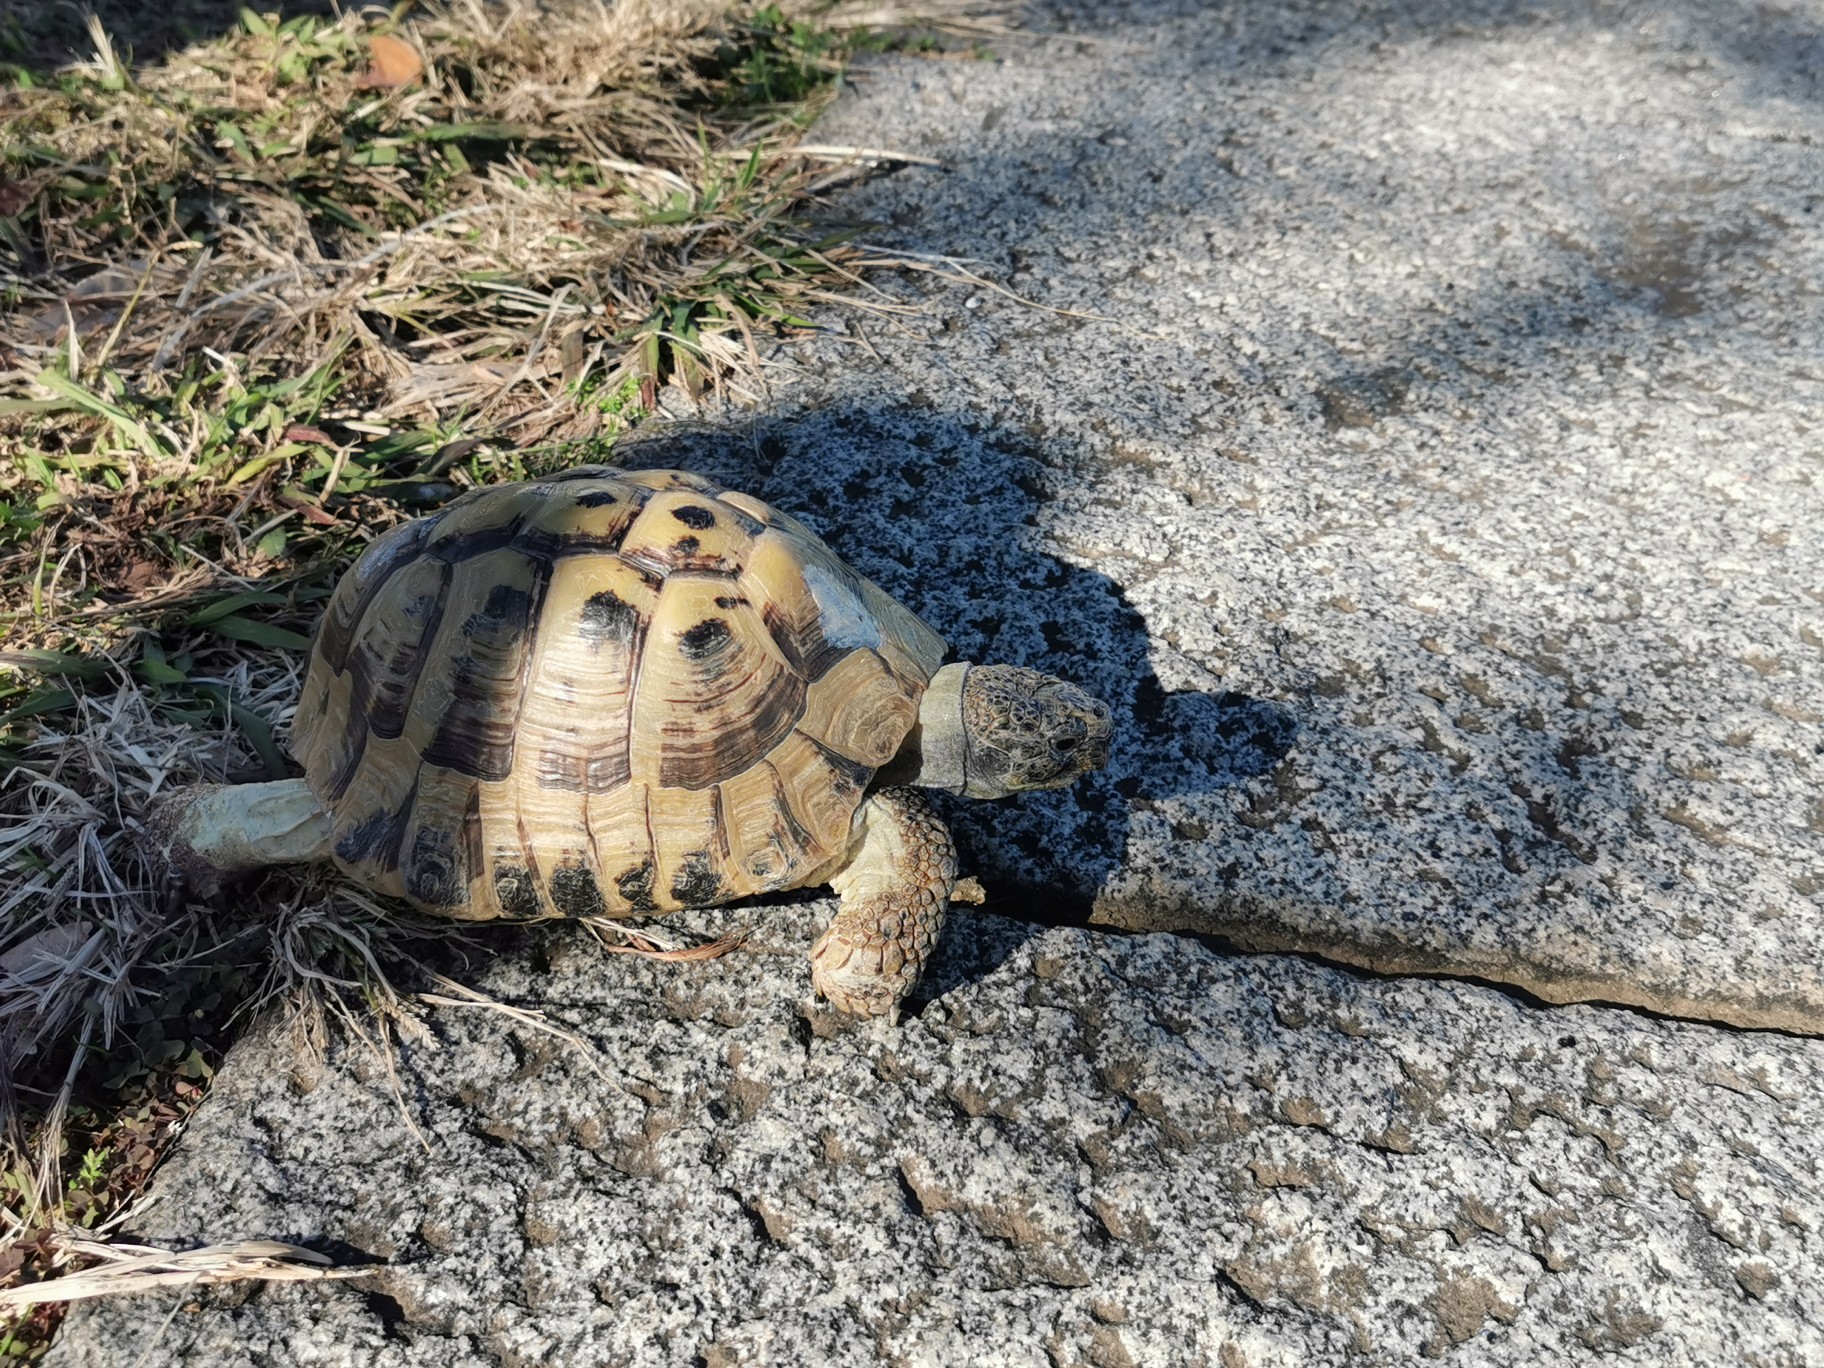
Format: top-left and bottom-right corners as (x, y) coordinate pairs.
(956, 663), (1112, 798)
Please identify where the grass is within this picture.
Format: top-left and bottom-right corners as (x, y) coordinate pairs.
(0, 0), (1009, 1348)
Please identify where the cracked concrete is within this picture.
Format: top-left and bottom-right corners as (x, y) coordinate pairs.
(44, 915), (1824, 1366)
(737, 0), (1824, 1031)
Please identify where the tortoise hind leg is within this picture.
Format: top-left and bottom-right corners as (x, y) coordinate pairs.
(809, 788), (956, 1023)
(145, 778), (332, 898)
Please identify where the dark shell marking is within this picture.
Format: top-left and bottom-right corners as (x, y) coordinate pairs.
(616, 862), (660, 913)
(290, 467), (948, 922)
(405, 826), (469, 908)
(578, 591), (640, 650)
(548, 863), (606, 918)
(492, 862), (544, 920)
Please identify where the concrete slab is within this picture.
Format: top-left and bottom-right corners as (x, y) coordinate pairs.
(742, 0), (1824, 1030)
(47, 915), (1824, 1366)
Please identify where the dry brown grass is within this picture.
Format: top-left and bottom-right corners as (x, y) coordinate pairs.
(0, 1237), (364, 1309)
(0, 0), (1000, 662)
(3, 0), (951, 434)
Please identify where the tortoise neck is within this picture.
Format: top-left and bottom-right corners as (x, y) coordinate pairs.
(876, 662), (970, 794)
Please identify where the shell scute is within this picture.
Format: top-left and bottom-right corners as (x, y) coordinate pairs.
(414, 549), (548, 782)
(763, 729), (875, 869)
(517, 475), (644, 556)
(422, 479), (550, 558)
(617, 488), (751, 578)
(646, 783), (730, 910)
(311, 517), (434, 678)
(711, 760), (804, 892)
(326, 735), (421, 896)
(397, 777), (483, 915)
(800, 649), (921, 768)
(514, 553), (655, 801)
(633, 574), (803, 793)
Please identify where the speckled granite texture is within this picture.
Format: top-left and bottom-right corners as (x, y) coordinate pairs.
(49, 0), (1824, 1362)
(744, 0), (1824, 1031)
(46, 915), (1824, 1366)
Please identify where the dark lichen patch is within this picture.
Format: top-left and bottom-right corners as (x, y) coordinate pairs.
(1315, 368), (1412, 429)
(1575, 1291), (1662, 1352)
(1280, 1097), (1329, 1128)
(1247, 1159), (1314, 1189)
(1427, 1271), (1517, 1353)
(1602, 212), (1763, 319)
(1736, 1261), (1779, 1301)
(725, 1074), (773, 1122)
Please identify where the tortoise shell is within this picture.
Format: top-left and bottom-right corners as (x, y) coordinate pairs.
(290, 466), (947, 921)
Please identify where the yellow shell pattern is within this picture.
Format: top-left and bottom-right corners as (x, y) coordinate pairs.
(290, 467), (948, 921)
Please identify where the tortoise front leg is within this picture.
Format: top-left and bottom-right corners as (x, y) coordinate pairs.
(145, 778), (333, 897)
(810, 788), (957, 1024)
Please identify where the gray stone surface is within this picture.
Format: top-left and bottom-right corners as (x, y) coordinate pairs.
(731, 0), (1824, 1030)
(47, 915), (1824, 1366)
(47, 2), (1824, 1363)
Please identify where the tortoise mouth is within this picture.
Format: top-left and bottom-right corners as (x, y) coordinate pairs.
(1061, 736), (1113, 783)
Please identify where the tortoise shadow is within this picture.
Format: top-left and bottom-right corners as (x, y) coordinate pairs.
(612, 404), (1292, 1008)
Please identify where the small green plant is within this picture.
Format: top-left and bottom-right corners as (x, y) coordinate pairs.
(571, 370), (646, 422)
(719, 5), (844, 106)
(68, 1151), (103, 1194)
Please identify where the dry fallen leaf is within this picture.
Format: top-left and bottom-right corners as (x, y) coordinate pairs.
(121, 558), (165, 590)
(278, 490), (340, 526)
(952, 877), (988, 905)
(358, 34), (424, 89)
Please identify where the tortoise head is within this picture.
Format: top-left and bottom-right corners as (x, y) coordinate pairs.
(958, 664), (1112, 798)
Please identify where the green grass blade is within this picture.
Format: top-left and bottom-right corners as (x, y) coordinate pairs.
(0, 650), (112, 681)
(207, 616), (311, 651)
(184, 592), (290, 627)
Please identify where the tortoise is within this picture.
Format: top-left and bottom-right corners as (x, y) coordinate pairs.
(150, 465), (1112, 1020)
